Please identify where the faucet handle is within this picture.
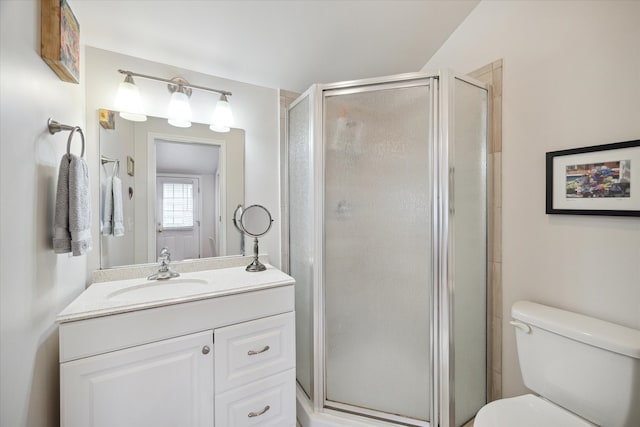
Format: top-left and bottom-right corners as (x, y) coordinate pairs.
(159, 247), (171, 261)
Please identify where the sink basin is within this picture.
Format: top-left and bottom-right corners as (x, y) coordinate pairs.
(107, 278), (211, 302)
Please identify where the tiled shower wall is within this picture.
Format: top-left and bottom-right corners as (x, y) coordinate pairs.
(469, 59), (503, 402)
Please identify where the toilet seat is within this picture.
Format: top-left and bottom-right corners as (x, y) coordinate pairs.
(474, 394), (595, 427)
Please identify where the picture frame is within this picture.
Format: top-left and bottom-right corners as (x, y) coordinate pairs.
(98, 109), (115, 129)
(41, 0), (80, 83)
(546, 140), (640, 217)
(127, 156), (135, 177)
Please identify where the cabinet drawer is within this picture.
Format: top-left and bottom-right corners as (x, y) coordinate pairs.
(215, 368), (295, 427)
(215, 311), (294, 392)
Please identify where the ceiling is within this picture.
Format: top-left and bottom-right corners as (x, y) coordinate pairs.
(73, 0), (479, 93)
(156, 139), (220, 175)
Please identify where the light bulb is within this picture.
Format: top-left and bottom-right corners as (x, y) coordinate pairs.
(167, 90), (192, 128)
(210, 94), (234, 133)
(114, 75), (146, 122)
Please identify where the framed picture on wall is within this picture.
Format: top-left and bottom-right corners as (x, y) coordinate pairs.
(127, 156), (135, 176)
(546, 139), (640, 217)
(41, 0), (80, 83)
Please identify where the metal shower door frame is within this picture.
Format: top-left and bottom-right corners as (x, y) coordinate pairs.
(286, 70), (489, 427)
(317, 73), (437, 427)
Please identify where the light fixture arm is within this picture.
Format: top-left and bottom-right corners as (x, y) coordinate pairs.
(117, 69), (232, 97)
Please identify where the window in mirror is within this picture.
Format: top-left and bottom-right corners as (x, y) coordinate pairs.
(161, 181), (195, 229)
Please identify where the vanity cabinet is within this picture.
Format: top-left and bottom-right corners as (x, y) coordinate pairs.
(57, 265), (296, 427)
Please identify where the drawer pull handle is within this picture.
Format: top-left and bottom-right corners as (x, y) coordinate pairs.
(248, 405), (270, 418)
(248, 345), (270, 356)
(202, 345), (210, 355)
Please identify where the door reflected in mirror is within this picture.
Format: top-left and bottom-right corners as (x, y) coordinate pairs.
(99, 111), (245, 269)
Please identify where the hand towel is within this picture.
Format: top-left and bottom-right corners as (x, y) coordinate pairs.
(68, 154), (92, 256)
(53, 154), (72, 253)
(101, 173), (113, 236)
(112, 175), (124, 237)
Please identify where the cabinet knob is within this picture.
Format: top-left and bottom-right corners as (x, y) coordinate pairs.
(202, 345), (210, 355)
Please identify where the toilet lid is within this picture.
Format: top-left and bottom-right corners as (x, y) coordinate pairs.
(474, 394), (595, 427)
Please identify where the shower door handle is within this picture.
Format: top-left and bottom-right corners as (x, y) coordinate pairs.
(449, 166), (455, 215)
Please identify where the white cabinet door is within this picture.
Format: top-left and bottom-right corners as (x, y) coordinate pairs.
(61, 330), (214, 427)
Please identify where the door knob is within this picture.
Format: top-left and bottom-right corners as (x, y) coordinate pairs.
(202, 345), (210, 355)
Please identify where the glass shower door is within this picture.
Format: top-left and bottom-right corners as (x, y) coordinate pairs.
(288, 92), (315, 399)
(323, 82), (432, 425)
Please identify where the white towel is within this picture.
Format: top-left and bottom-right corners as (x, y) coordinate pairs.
(101, 173), (113, 236)
(53, 153), (92, 255)
(112, 175), (124, 237)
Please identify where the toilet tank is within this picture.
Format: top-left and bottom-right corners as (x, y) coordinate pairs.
(511, 301), (640, 427)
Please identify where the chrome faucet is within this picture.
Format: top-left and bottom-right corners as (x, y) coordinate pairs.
(147, 247), (180, 280)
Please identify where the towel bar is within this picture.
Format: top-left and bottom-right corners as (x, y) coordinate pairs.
(48, 118), (85, 157)
(100, 155), (119, 164)
(100, 155), (120, 176)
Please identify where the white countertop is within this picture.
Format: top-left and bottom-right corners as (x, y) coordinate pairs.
(57, 264), (295, 323)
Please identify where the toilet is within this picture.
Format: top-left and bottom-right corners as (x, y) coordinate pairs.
(474, 301), (640, 427)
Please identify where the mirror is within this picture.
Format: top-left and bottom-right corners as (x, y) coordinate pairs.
(234, 205), (273, 272)
(99, 111), (245, 268)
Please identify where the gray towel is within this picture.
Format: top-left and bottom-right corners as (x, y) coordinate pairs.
(53, 154), (72, 253)
(69, 155), (92, 255)
(112, 175), (124, 237)
(53, 153), (92, 256)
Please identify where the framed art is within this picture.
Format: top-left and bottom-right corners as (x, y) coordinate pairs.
(546, 139), (640, 217)
(127, 156), (135, 177)
(41, 0), (80, 83)
(99, 109), (115, 129)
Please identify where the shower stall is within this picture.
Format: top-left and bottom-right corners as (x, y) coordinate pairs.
(285, 71), (488, 427)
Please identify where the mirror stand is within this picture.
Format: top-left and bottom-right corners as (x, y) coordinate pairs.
(246, 237), (266, 272)
(233, 204), (273, 273)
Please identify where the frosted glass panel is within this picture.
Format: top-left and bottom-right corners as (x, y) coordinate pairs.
(452, 78), (487, 426)
(324, 85), (431, 422)
(288, 95), (314, 398)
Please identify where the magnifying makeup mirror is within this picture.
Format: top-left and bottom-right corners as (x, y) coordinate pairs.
(234, 204), (273, 272)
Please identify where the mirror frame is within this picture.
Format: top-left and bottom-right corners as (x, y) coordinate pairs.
(98, 112), (246, 269)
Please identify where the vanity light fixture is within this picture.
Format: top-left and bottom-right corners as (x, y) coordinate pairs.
(115, 69), (234, 132)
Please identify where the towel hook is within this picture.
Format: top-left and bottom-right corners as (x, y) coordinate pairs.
(66, 126), (85, 158)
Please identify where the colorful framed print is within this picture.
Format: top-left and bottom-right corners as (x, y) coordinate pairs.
(127, 156), (135, 177)
(41, 0), (80, 83)
(546, 140), (640, 217)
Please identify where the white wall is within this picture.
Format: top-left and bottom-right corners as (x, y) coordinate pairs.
(0, 1), (88, 426)
(85, 47), (281, 270)
(423, 0), (640, 397)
